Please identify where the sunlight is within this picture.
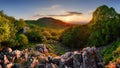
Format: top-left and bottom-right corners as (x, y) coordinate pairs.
(64, 17), (71, 22)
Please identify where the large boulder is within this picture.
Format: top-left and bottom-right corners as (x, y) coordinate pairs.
(35, 44), (50, 53)
(5, 62), (13, 68)
(35, 64), (45, 68)
(4, 55), (9, 64)
(12, 50), (21, 59)
(61, 52), (73, 59)
(30, 59), (39, 68)
(46, 63), (57, 68)
(12, 63), (21, 68)
(52, 56), (61, 65)
(73, 52), (83, 68)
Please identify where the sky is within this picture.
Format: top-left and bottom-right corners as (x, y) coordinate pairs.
(0, 0), (120, 23)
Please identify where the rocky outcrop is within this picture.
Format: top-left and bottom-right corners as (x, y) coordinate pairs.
(0, 45), (104, 68)
(107, 58), (120, 68)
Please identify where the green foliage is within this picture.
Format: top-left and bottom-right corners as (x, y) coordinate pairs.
(88, 5), (120, 47)
(102, 40), (120, 64)
(25, 17), (70, 29)
(25, 30), (45, 43)
(60, 25), (89, 48)
(15, 19), (26, 31)
(16, 34), (28, 46)
(48, 44), (65, 55)
(0, 10), (27, 48)
(0, 16), (10, 42)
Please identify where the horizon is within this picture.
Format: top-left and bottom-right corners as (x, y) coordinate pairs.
(0, 0), (120, 24)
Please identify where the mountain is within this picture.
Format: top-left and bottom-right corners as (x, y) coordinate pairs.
(87, 5), (120, 65)
(26, 17), (71, 28)
(88, 5), (120, 46)
(89, 5), (118, 25)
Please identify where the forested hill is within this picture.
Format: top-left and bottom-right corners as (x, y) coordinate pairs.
(88, 5), (120, 47)
(0, 10), (26, 50)
(26, 17), (71, 28)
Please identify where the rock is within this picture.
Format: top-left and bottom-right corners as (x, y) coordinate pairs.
(46, 63), (57, 68)
(73, 52), (83, 68)
(61, 52), (73, 59)
(0, 65), (2, 68)
(35, 44), (49, 53)
(35, 64), (45, 68)
(30, 59), (39, 68)
(12, 63), (20, 68)
(20, 52), (28, 61)
(59, 59), (66, 68)
(48, 56), (53, 63)
(0, 47), (105, 68)
(4, 55), (9, 64)
(52, 56), (61, 65)
(0, 53), (4, 60)
(12, 50), (21, 59)
(5, 47), (12, 53)
(5, 62), (13, 68)
(64, 56), (73, 67)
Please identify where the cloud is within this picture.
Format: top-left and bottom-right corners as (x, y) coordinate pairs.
(67, 11), (82, 15)
(33, 11), (82, 17)
(41, 4), (61, 10)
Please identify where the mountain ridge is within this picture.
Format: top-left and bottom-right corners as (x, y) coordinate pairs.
(26, 17), (72, 28)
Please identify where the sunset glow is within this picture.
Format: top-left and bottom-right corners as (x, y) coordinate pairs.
(0, 0), (119, 24)
(53, 14), (92, 24)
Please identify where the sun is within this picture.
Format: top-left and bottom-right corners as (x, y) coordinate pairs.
(64, 17), (71, 22)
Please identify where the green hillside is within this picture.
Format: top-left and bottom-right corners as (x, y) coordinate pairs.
(26, 17), (71, 29)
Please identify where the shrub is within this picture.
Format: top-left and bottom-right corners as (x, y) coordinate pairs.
(60, 25), (89, 48)
(25, 31), (46, 43)
(16, 34), (28, 46)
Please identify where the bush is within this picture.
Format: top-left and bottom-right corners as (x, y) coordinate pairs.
(16, 34), (28, 46)
(102, 40), (120, 64)
(25, 31), (46, 43)
(60, 25), (89, 48)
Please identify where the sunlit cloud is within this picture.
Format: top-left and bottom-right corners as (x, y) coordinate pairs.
(67, 11), (82, 15)
(33, 11), (82, 17)
(54, 14), (92, 24)
(31, 4), (92, 24)
(41, 4), (61, 10)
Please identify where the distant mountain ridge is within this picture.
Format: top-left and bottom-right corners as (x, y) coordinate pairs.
(26, 17), (71, 28)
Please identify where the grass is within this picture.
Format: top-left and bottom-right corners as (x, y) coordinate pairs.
(48, 44), (65, 55)
(101, 39), (120, 64)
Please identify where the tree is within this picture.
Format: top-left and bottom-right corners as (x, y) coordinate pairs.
(25, 30), (45, 43)
(88, 5), (120, 47)
(60, 25), (89, 48)
(15, 19), (26, 31)
(16, 34), (28, 46)
(0, 16), (10, 42)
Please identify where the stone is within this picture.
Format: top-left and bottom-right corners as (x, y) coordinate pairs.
(6, 62), (13, 68)
(4, 55), (9, 64)
(35, 64), (45, 68)
(73, 53), (83, 68)
(52, 56), (61, 65)
(59, 59), (66, 68)
(46, 63), (57, 68)
(7, 48), (12, 53)
(12, 50), (21, 59)
(12, 63), (20, 68)
(35, 44), (49, 53)
(30, 59), (39, 68)
(48, 56), (53, 63)
(61, 52), (73, 59)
